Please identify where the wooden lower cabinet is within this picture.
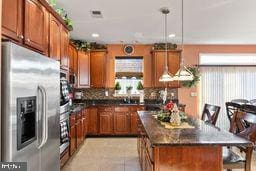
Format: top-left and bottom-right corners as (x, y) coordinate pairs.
(86, 105), (144, 136)
(113, 112), (130, 134)
(82, 109), (88, 138)
(76, 117), (83, 147)
(88, 107), (98, 135)
(69, 115), (76, 155)
(99, 111), (113, 134)
(130, 112), (139, 134)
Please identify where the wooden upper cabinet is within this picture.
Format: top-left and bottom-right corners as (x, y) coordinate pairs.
(60, 27), (69, 69)
(49, 14), (61, 61)
(168, 51), (181, 88)
(24, 0), (48, 53)
(78, 51), (90, 88)
(152, 50), (181, 88)
(2, 0), (23, 42)
(68, 43), (75, 72)
(90, 51), (107, 88)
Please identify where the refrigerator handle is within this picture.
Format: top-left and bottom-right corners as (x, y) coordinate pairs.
(38, 85), (47, 149)
(42, 86), (48, 145)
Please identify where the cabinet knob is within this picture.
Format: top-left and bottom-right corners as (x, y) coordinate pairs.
(18, 35), (24, 39)
(26, 39), (30, 42)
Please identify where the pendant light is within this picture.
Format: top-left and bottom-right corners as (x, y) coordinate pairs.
(159, 8), (173, 82)
(173, 0), (193, 81)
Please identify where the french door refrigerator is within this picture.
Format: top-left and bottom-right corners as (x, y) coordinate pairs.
(1, 42), (60, 171)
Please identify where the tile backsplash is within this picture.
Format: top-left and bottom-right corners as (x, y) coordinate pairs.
(74, 88), (178, 101)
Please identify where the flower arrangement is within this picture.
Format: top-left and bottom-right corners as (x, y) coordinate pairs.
(157, 101), (185, 126)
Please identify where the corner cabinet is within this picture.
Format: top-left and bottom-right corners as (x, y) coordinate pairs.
(90, 50), (107, 88)
(152, 50), (181, 88)
(77, 51), (90, 88)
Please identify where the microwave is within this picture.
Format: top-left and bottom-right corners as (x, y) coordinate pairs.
(69, 74), (76, 85)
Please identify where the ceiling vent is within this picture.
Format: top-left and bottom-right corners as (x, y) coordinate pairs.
(90, 11), (103, 18)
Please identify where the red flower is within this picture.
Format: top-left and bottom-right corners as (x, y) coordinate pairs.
(166, 101), (174, 110)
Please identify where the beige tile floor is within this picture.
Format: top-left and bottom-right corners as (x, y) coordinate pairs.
(62, 138), (256, 171)
(62, 138), (140, 171)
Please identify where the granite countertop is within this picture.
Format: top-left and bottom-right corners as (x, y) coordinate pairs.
(138, 111), (252, 147)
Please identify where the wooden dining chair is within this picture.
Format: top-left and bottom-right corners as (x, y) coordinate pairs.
(242, 104), (256, 114)
(223, 111), (256, 171)
(201, 104), (221, 126)
(231, 99), (249, 105)
(226, 102), (242, 123)
(249, 99), (256, 106)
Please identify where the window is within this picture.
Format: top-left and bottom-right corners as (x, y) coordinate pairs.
(115, 57), (143, 95)
(199, 54), (256, 130)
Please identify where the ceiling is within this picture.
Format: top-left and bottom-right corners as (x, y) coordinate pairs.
(57, 0), (256, 44)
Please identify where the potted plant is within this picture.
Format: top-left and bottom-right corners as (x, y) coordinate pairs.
(136, 81), (144, 94)
(114, 82), (121, 94)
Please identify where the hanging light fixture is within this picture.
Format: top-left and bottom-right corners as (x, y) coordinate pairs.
(173, 0), (193, 81)
(159, 8), (174, 82)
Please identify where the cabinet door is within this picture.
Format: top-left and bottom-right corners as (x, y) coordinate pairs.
(153, 51), (166, 88)
(153, 51), (181, 88)
(90, 51), (106, 88)
(99, 112), (113, 135)
(49, 14), (61, 61)
(68, 44), (75, 72)
(88, 108), (98, 135)
(76, 119), (83, 147)
(24, 0), (48, 53)
(78, 51), (90, 88)
(168, 51), (181, 88)
(83, 109), (88, 137)
(69, 125), (76, 155)
(2, 0), (23, 42)
(60, 27), (69, 69)
(130, 112), (138, 135)
(114, 112), (130, 134)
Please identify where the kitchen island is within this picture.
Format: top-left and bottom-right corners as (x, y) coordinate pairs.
(137, 111), (252, 171)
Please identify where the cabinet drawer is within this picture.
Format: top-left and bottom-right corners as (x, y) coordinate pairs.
(98, 106), (113, 112)
(70, 114), (76, 126)
(114, 107), (129, 112)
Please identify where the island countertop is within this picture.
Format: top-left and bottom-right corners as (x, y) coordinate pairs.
(138, 111), (252, 147)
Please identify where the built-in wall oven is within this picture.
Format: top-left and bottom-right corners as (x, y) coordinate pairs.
(60, 111), (70, 154)
(60, 71), (71, 154)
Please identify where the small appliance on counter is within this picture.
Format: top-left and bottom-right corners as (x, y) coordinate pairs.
(74, 91), (84, 100)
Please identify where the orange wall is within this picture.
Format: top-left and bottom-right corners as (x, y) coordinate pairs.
(180, 45), (256, 117)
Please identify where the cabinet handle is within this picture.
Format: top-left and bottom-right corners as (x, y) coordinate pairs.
(18, 35), (24, 39)
(27, 39), (31, 42)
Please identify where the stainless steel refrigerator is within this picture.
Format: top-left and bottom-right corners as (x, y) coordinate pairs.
(1, 42), (60, 171)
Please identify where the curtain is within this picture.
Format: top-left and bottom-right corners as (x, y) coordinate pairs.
(200, 67), (256, 130)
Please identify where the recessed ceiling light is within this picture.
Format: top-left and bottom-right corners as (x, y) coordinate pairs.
(169, 34), (176, 38)
(92, 33), (99, 38)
